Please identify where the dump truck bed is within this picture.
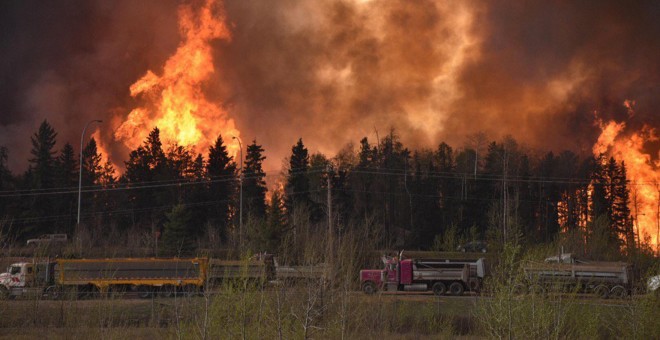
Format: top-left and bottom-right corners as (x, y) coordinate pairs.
(55, 258), (207, 287)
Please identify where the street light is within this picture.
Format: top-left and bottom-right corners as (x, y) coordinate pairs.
(77, 119), (102, 225)
(232, 136), (243, 247)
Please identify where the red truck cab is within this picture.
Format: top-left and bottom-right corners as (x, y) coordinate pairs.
(359, 256), (396, 294)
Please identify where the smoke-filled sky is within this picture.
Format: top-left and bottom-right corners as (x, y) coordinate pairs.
(1, 0), (659, 173)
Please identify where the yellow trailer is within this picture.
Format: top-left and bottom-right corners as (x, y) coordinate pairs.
(53, 257), (208, 298)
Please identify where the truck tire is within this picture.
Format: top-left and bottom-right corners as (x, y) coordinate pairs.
(159, 285), (176, 298)
(183, 284), (201, 297)
(137, 285), (153, 299)
(46, 286), (63, 300)
(432, 282), (447, 296)
(362, 281), (377, 295)
(0, 286), (9, 300)
(449, 282), (464, 296)
(594, 285), (609, 299)
(610, 285), (627, 299)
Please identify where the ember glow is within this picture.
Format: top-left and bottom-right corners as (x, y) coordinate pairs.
(114, 0), (240, 158)
(593, 102), (660, 248)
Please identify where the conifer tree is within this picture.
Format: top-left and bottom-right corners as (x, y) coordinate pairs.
(0, 146), (13, 218)
(161, 204), (195, 255)
(206, 135), (237, 239)
(123, 127), (168, 230)
(264, 190), (286, 252)
(81, 138), (102, 186)
(54, 143), (78, 232)
(25, 120), (58, 235)
(285, 138), (311, 214)
(243, 140), (267, 220)
(29, 119), (58, 189)
(56, 143), (77, 188)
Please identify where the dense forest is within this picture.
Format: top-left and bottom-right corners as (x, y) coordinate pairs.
(0, 119), (654, 260)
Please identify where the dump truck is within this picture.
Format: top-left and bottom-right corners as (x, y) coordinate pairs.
(360, 253), (486, 295)
(0, 257), (207, 299)
(521, 253), (634, 298)
(206, 254), (275, 288)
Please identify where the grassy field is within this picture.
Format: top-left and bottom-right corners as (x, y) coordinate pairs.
(1, 289), (657, 339)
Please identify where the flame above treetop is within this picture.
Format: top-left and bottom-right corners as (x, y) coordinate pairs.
(114, 0), (240, 159)
(593, 102), (659, 249)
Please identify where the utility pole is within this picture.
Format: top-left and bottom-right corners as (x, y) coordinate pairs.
(327, 165), (333, 259)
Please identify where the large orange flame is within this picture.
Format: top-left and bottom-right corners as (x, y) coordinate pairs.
(592, 102), (659, 250)
(114, 0), (240, 160)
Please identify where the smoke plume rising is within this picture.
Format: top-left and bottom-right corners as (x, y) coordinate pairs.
(1, 0), (659, 174)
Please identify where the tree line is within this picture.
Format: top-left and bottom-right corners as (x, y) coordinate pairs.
(0, 120), (652, 259)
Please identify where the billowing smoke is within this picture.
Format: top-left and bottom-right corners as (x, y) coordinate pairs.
(1, 0), (659, 173)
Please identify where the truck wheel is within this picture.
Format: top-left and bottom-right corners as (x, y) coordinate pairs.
(137, 285), (153, 299)
(159, 285), (176, 298)
(362, 282), (376, 295)
(46, 286), (62, 300)
(183, 284), (200, 297)
(0, 286), (9, 300)
(449, 282), (464, 296)
(594, 285), (609, 299)
(432, 282), (447, 296)
(610, 285), (627, 299)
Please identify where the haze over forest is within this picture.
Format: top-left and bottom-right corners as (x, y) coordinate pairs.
(0, 0), (659, 173)
(0, 0), (659, 252)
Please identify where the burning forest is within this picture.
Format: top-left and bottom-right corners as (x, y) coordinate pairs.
(1, 0), (659, 257)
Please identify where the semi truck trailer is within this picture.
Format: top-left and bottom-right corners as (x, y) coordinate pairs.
(360, 253), (486, 296)
(522, 253), (634, 298)
(0, 257), (207, 299)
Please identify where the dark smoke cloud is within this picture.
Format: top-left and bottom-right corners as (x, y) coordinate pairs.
(0, 0), (180, 171)
(1, 0), (659, 174)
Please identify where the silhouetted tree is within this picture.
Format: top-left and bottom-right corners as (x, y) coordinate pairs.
(54, 143), (78, 232)
(161, 204), (195, 255)
(29, 119), (58, 190)
(23, 120), (59, 236)
(243, 140), (267, 220)
(264, 190), (286, 252)
(206, 135), (237, 240)
(285, 138), (311, 217)
(0, 146), (13, 218)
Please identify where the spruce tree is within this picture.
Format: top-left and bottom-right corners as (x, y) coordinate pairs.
(56, 143), (78, 188)
(285, 138), (311, 216)
(25, 120), (58, 236)
(0, 146), (13, 218)
(265, 190), (286, 252)
(161, 204), (195, 256)
(29, 119), (58, 189)
(122, 127), (168, 230)
(55, 143), (78, 232)
(206, 135), (237, 240)
(243, 140), (267, 220)
(81, 138), (102, 186)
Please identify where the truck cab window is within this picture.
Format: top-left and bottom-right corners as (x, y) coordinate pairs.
(10, 266), (20, 275)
